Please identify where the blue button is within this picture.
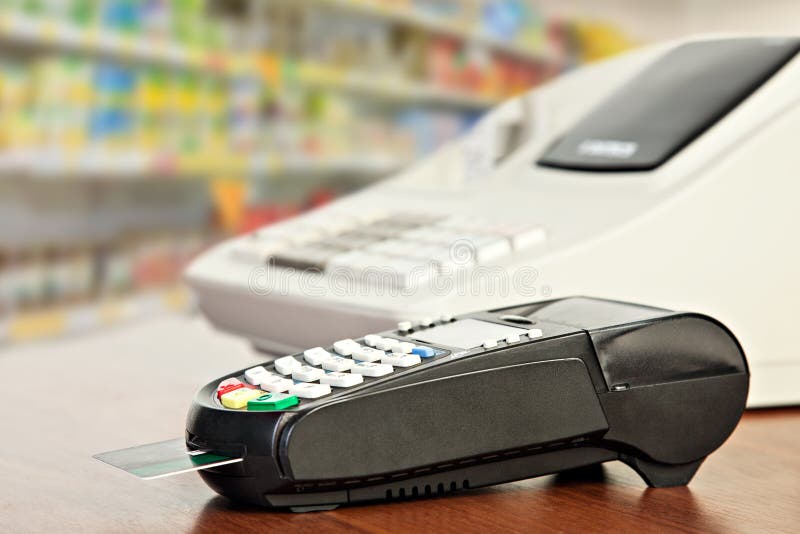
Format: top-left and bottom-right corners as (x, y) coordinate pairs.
(411, 346), (436, 358)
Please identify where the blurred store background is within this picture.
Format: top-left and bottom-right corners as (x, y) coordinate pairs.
(0, 0), (796, 345)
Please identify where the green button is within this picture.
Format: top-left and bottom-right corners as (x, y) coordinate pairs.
(247, 393), (299, 411)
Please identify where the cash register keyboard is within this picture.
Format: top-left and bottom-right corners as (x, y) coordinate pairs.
(230, 211), (547, 289)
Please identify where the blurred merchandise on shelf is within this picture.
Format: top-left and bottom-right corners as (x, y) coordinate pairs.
(0, 0), (633, 343)
(0, 233), (204, 313)
(570, 20), (634, 63)
(0, 234), (198, 343)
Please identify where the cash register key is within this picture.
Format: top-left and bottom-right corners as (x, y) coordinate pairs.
(397, 321), (412, 332)
(321, 356), (356, 372)
(508, 225), (547, 251)
(482, 339), (499, 349)
(288, 382), (332, 399)
(229, 238), (286, 264)
(274, 356), (302, 375)
(271, 244), (344, 271)
(258, 375), (294, 393)
(320, 372), (364, 388)
(303, 347), (333, 366)
(469, 235), (513, 264)
(221, 388), (265, 409)
(292, 365), (326, 382)
(381, 353), (422, 367)
(351, 362), (394, 377)
(353, 346), (385, 362)
(244, 366), (271, 385)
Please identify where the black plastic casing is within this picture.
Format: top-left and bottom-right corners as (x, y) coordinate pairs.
(186, 297), (749, 510)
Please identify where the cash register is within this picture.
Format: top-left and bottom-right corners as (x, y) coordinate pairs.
(186, 36), (800, 407)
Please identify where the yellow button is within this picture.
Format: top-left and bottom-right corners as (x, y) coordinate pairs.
(220, 388), (264, 409)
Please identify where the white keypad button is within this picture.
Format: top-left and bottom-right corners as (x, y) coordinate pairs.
(267, 224), (325, 247)
(528, 328), (543, 339)
(505, 333), (521, 343)
(244, 366), (271, 385)
(292, 365), (326, 382)
(351, 362), (394, 377)
(353, 346), (385, 363)
(333, 339), (359, 356)
(437, 214), (486, 231)
(397, 321), (412, 332)
(321, 356), (355, 372)
(396, 342), (415, 354)
(352, 207), (389, 224)
(303, 347), (333, 366)
(367, 238), (417, 257)
(364, 334), (382, 347)
(274, 356), (302, 375)
(379, 258), (436, 289)
(440, 312), (453, 322)
(418, 317), (433, 328)
(483, 339), (498, 349)
(320, 372), (364, 388)
(289, 383), (331, 399)
(383, 241), (457, 272)
(376, 338), (400, 352)
(381, 353), (421, 367)
(507, 225), (547, 251)
(327, 252), (435, 289)
(258, 375), (294, 393)
(301, 212), (358, 234)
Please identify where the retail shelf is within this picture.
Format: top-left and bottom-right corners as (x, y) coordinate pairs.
(0, 11), (538, 109)
(315, 0), (556, 62)
(249, 153), (412, 177)
(0, 148), (410, 181)
(0, 285), (192, 345)
(0, 11), (233, 75)
(296, 63), (501, 109)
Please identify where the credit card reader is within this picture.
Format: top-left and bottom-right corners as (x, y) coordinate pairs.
(186, 297), (749, 511)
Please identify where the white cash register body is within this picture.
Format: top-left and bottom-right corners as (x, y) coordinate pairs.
(187, 37), (800, 407)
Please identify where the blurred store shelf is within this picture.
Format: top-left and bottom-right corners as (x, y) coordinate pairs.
(315, 0), (556, 62)
(0, 284), (191, 344)
(0, 10), (230, 73)
(0, 0), (632, 346)
(0, 10), (527, 109)
(0, 148), (410, 181)
(295, 63), (502, 108)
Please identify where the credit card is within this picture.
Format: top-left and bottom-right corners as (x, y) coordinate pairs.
(93, 438), (243, 480)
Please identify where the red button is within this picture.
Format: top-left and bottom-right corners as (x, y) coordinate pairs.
(217, 382), (244, 398)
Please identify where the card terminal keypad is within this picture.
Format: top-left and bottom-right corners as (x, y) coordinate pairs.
(215, 316), (553, 412)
